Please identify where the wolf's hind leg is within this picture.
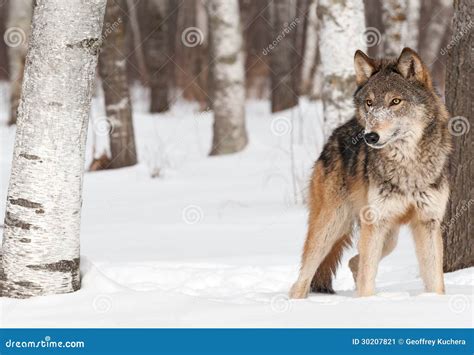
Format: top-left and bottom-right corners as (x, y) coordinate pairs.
(349, 226), (399, 282)
(310, 234), (351, 294)
(289, 205), (350, 299)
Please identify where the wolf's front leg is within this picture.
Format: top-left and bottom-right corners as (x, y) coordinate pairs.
(410, 219), (445, 294)
(356, 222), (386, 297)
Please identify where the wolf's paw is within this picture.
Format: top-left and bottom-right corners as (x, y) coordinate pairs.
(289, 282), (309, 299)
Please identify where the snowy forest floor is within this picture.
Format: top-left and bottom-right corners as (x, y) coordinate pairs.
(0, 83), (472, 328)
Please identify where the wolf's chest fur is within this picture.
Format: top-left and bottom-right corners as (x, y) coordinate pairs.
(372, 143), (443, 194)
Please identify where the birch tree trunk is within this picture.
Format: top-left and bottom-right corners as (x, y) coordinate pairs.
(0, 0), (106, 298)
(381, 0), (408, 57)
(443, 0), (473, 272)
(318, 0), (366, 139)
(206, 0), (248, 155)
(269, 0), (299, 113)
(139, 0), (170, 113)
(6, 0), (33, 126)
(99, 0), (137, 169)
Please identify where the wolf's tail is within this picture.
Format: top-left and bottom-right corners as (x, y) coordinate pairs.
(310, 234), (352, 294)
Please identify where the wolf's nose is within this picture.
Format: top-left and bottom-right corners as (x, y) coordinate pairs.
(364, 132), (380, 144)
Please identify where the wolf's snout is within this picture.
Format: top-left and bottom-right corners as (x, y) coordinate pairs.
(364, 132), (379, 145)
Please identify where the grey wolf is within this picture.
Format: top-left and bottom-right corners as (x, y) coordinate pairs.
(290, 48), (451, 298)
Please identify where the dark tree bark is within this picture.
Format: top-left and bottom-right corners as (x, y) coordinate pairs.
(443, 0), (473, 272)
(99, 0), (137, 169)
(418, 0), (453, 90)
(269, 0), (299, 113)
(176, 0), (209, 109)
(138, 0), (170, 113)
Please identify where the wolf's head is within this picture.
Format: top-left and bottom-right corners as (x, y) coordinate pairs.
(353, 48), (437, 149)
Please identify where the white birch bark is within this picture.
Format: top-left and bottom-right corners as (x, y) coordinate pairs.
(1, 0), (106, 298)
(381, 0), (408, 56)
(6, 0), (33, 125)
(318, 0), (366, 139)
(206, 0), (248, 155)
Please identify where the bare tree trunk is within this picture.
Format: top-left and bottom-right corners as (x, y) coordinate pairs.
(381, 0), (408, 57)
(99, 0), (137, 169)
(139, 0), (170, 113)
(126, 0), (149, 84)
(443, 0), (473, 272)
(0, 0), (106, 298)
(6, 0), (33, 125)
(293, 0), (309, 96)
(300, 0), (317, 96)
(206, 0), (248, 155)
(363, 0), (385, 58)
(418, 0), (452, 89)
(318, 0), (366, 139)
(406, 0), (421, 50)
(269, 0), (299, 113)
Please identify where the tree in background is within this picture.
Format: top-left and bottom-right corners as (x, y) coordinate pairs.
(317, 0), (366, 139)
(381, 0), (408, 57)
(206, 0), (248, 155)
(98, 0), (137, 169)
(269, 0), (299, 113)
(138, 0), (170, 113)
(443, 0), (473, 272)
(6, 0), (33, 125)
(418, 0), (452, 90)
(405, 0), (421, 50)
(300, 0), (318, 96)
(0, 0), (106, 298)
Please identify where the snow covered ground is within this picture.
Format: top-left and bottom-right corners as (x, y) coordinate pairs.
(0, 83), (472, 328)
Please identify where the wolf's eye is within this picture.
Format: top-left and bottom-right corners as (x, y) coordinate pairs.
(366, 100), (373, 107)
(391, 98), (401, 105)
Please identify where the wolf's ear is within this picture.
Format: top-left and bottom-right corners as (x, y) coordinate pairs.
(354, 50), (376, 86)
(396, 48), (432, 88)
